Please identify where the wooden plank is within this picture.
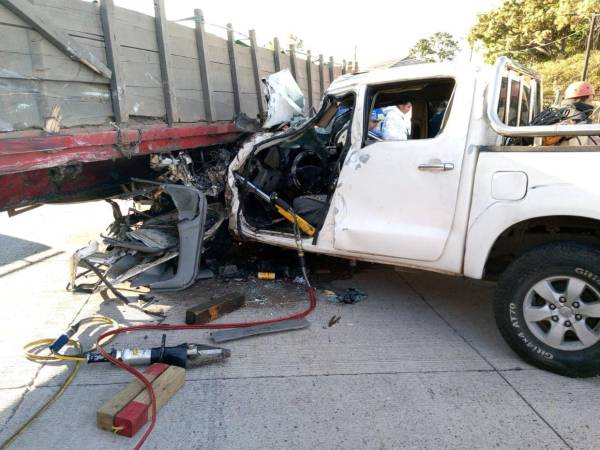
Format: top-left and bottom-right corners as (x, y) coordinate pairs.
(212, 91), (235, 120)
(0, 78), (113, 130)
(311, 63), (321, 108)
(226, 23), (240, 114)
(0, 81), (41, 131)
(113, 365), (186, 437)
(306, 50), (313, 109)
(175, 90), (205, 122)
(289, 44), (297, 79)
(0, 26), (108, 84)
(1, 0), (111, 79)
(126, 86), (165, 117)
(328, 56), (334, 83)
(186, 292), (245, 324)
(318, 54), (325, 96)
(97, 363), (169, 432)
(194, 9), (215, 122)
(273, 37), (281, 72)
(153, 0), (177, 125)
(99, 0), (128, 123)
(256, 47), (275, 76)
(279, 52), (290, 71)
(295, 57), (308, 100)
(205, 33), (230, 65)
(248, 30), (264, 119)
(113, 6), (158, 52)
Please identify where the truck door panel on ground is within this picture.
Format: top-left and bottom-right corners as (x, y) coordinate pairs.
(332, 74), (475, 262)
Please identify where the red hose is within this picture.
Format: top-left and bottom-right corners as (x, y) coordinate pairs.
(96, 286), (318, 449)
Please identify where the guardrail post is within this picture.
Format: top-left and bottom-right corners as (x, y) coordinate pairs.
(249, 29), (264, 119)
(100, 0), (128, 123)
(318, 54), (324, 95)
(273, 37), (281, 72)
(289, 44), (297, 79)
(194, 9), (215, 122)
(153, 0), (178, 125)
(306, 50), (313, 110)
(226, 23), (241, 115)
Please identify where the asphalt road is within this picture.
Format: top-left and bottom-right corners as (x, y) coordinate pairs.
(1, 202), (599, 449)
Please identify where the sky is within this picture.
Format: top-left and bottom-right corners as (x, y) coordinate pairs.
(113, 0), (504, 66)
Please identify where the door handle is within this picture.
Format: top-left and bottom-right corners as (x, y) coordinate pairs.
(418, 160), (454, 171)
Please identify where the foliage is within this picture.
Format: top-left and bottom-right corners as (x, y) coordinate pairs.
(266, 33), (305, 51)
(468, 0), (600, 64)
(534, 52), (600, 104)
(288, 34), (304, 50)
(407, 32), (460, 62)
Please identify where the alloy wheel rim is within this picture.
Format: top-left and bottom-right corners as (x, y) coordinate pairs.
(523, 275), (600, 351)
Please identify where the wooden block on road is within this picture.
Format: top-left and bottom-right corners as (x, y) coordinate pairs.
(113, 365), (186, 437)
(185, 292), (245, 324)
(96, 363), (169, 431)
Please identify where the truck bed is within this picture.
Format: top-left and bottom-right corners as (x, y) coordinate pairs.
(0, 0), (344, 211)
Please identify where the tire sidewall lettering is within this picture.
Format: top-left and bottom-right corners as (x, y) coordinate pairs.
(509, 302), (555, 360)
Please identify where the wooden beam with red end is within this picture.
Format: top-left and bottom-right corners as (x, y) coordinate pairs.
(113, 365), (186, 437)
(97, 363), (170, 432)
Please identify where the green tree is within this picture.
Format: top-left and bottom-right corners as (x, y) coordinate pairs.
(266, 34), (305, 51)
(534, 53), (600, 104)
(468, 0), (600, 64)
(408, 32), (460, 62)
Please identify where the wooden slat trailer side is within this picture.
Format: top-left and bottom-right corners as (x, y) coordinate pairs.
(0, 0), (347, 212)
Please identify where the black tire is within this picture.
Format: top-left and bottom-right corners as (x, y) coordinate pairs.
(495, 241), (600, 377)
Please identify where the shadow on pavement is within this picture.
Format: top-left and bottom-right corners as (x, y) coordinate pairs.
(0, 234), (52, 267)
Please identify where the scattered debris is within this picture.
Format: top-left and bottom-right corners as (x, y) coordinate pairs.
(328, 315), (341, 327)
(257, 271), (276, 280)
(44, 104), (61, 133)
(185, 292), (245, 324)
(322, 287), (368, 304)
(262, 69), (307, 129)
(218, 264), (242, 279)
(210, 318), (310, 343)
(292, 275), (306, 285)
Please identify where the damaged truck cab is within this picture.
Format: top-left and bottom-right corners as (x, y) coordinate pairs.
(228, 57), (600, 377)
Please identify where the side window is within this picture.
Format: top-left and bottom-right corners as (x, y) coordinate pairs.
(365, 78), (455, 145)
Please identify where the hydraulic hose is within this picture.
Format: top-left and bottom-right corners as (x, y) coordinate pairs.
(95, 212), (317, 450)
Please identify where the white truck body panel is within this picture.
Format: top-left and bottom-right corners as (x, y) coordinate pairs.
(464, 151), (600, 278)
(228, 59), (600, 280)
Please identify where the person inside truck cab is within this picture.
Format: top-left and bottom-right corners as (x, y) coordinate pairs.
(380, 101), (412, 140)
(559, 81), (600, 146)
(367, 108), (386, 139)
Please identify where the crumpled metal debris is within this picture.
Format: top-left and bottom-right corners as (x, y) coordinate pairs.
(262, 69), (306, 129)
(321, 287), (368, 304)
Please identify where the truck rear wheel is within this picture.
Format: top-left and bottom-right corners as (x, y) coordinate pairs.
(494, 242), (600, 377)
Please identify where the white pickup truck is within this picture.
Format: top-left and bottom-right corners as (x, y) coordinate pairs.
(227, 57), (600, 377)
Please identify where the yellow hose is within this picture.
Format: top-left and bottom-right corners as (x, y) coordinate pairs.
(0, 315), (118, 449)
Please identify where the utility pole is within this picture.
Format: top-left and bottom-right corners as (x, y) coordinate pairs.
(582, 14), (598, 80)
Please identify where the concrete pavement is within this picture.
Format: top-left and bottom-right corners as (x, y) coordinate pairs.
(1, 202), (599, 449)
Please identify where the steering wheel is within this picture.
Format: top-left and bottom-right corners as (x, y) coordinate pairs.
(291, 150), (328, 194)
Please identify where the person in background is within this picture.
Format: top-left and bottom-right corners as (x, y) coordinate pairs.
(560, 81), (599, 146)
(429, 101), (448, 137)
(381, 101), (412, 141)
(367, 107), (386, 140)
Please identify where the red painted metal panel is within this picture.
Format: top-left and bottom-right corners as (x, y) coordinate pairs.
(0, 122), (242, 211)
(0, 122), (241, 175)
